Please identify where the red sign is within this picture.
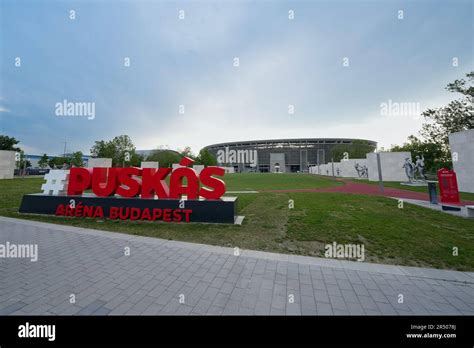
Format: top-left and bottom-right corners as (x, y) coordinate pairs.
(437, 168), (461, 205)
(67, 157), (226, 200)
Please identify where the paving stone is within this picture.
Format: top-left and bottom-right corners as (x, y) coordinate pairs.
(0, 301), (27, 315)
(1, 217), (473, 316)
(76, 300), (107, 315)
(316, 302), (333, 315)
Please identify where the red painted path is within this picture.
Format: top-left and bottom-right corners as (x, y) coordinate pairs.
(266, 180), (474, 206)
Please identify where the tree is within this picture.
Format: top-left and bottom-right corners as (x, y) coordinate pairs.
(70, 151), (85, 167)
(48, 157), (70, 169)
(48, 157), (57, 169)
(16, 150), (31, 170)
(56, 157), (70, 169)
(178, 146), (195, 160)
(146, 149), (180, 168)
(446, 71), (474, 97)
(195, 149), (217, 166)
(389, 135), (448, 173)
(90, 135), (141, 167)
(420, 71), (473, 148)
(330, 140), (376, 162)
(390, 71), (473, 172)
(38, 154), (49, 168)
(0, 135), (21, 151)
(90, 140), (115, 159)
(420, 98), (473, 150)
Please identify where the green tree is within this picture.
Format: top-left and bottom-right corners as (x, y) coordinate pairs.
(70, 151), (85, 167)
(16, 150), (31, 170)
(391, 71), (474, 171)
(51, 157), (70, 169)
(38, 154), (49, 168)
(90, 135), (141, 167)
(389, 135), (448, 173)
(48, 157), (57, 169)
(330, 140), (376, 162)
(420, 99), (473, 150)
(195, 149), (217, 166)
(146, 150), (180, 168)
(420, 71), (473, 152)
(178, 146), (195, 160)
(0, 135), (21, 151)
(90, 140), (115, 159)
(446, 71), (474, 97)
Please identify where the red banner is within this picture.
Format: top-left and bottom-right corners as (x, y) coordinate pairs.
(437, 168), (461, 205)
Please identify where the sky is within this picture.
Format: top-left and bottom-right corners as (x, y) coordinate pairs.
(1, 0), (473, 156)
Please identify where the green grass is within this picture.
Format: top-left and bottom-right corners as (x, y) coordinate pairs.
(287, 192), (474, 271)
(1, 175), (473, 271)
(223, 173), (342, 191)
(349, 178), (474, 201)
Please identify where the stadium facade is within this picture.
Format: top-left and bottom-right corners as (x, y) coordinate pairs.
(204, 138), (377, 173)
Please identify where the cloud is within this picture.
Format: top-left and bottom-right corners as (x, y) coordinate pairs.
(2, 1), (472, 155)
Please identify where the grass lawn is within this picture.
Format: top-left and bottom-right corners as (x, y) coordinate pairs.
(1, 175), (473, 271)
(348, 178), (474, 201)
(223, 173), (342, 191)
(287, 192), (474, 271)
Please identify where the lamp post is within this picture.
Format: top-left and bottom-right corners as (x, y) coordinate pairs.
(376, 152), (384, 192)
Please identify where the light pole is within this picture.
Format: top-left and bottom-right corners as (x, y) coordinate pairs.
(22, 152), (27, 177)
(376, 152), (384, 192)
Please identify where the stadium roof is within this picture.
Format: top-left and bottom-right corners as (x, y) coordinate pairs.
(204, 138), (377, 149)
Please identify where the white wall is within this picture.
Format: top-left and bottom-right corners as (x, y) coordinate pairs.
(366, 152), (411, 182)
(310, 153), (411, 182)
(335, 159), (368, 178)
(87, 158), (112, 168)
(171, 163), (183, 171)
(0, 150), (16, 179)
(449, 129), (474, 193)
(220, 166), (235, 173)
(193, 165), (205, 174)
(270, 153), (286, 173)
(140, 161), (159, 169)
(328, 162), (338, 176)
(319, 164), (332, 176)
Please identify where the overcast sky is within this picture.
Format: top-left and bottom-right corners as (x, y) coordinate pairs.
(1, 0), (472, 156)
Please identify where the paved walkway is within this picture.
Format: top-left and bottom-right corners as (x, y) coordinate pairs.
(268, 180), (474, 206)
(395, 198), (472, 219)
(1, 217), (473, 315)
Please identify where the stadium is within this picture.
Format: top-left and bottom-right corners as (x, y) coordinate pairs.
(204, 138), (377, 173)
